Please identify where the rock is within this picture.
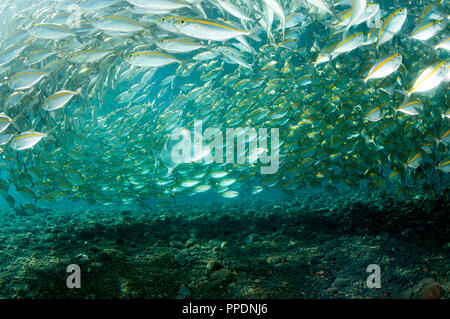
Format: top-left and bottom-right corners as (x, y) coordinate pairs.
(414, 278), (443, 299)
(185, 239), (197, 248)
(211, 269), (233, 283)
(399, 278), (443, 299)
(326, 287), (338, 294)
(267, 255), (282, 264)
(202, 279), (223, 292)
(75, 253), (89, 262)
(175, 252), (186, 266)
(89, 245), (100, 253)
(207, 260), (223, 271)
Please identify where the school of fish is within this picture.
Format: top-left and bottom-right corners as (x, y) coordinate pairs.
(0, 0), (449, 212)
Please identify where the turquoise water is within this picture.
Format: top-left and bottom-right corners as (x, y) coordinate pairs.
(0, 0), (448, 298)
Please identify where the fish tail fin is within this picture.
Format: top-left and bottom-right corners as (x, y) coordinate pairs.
(329, 5), (343, 24)
(74, 87), (84, 100)
(434, 137), (442, 145)
(311, 41), (321, 53)
(392, 105), (401, 121)
(11, 111), (26, 131)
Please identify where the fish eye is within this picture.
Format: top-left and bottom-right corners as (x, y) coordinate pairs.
(161, 18), (166, 22)
(180, 20), (185, 24)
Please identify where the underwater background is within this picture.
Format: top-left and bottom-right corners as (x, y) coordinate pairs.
(0, 0), (448, 298)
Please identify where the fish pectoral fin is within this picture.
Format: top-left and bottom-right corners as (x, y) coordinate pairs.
(152, 158), (159, 180)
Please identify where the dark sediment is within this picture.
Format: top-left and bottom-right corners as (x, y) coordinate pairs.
(0, 193), (448, 299)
